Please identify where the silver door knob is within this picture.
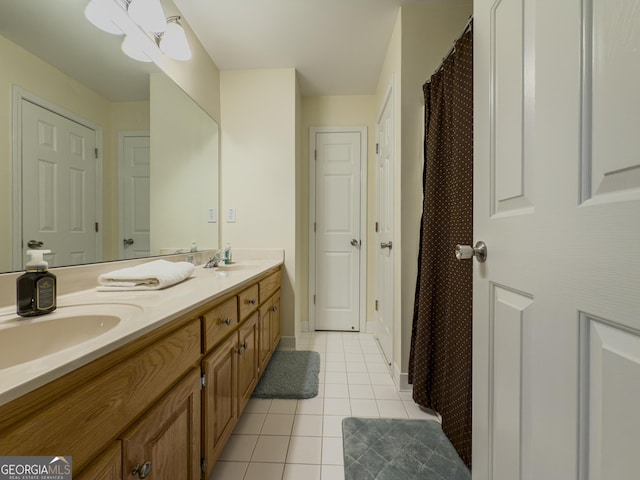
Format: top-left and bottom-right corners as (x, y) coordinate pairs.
(380, 241), (392, 250)
(27, 240), (44, 249)
(123, 238), (134, 246)
(350, 239), (361, 247)
(455, 241), (487, 263)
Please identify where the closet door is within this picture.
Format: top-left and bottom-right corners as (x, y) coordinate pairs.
(473, 1), (640, 479)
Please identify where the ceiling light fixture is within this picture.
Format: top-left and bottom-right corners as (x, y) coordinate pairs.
(159, 16), (192, 61)
(84, 0), (192, 63)
(126, 0), (167, 33)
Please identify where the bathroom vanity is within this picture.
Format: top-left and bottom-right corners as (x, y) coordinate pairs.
(0, 255), (282, 479)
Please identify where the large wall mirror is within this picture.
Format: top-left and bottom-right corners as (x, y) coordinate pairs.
(0, 0), (219, 273)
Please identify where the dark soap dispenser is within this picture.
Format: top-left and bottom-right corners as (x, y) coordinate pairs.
(17, 249), (57, 317)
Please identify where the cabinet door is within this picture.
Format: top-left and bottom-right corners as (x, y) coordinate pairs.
(258, 300), (272, 375)
(270, 292), (281, 351)
(202, 334), (238, 477)
(121, 369), (201, 480)
(76, 442), (122, 480)
(237, 311), (259, 414)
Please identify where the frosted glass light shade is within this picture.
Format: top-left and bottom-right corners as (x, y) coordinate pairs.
(127, 0), (167, 33)
(159, 18), (192, 61)
(121, 36), (152, 62)
(85, 0), (123, 35)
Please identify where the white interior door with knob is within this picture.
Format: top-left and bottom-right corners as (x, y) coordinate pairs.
(474, 1), (640, 479)
(119, 132), (150, 259)
(375, 87), (394, 365)
(311, 127), (366, 332)
(20, 98), (99, 268)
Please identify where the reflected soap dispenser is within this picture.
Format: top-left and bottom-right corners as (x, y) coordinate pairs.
(17, 249), (57, 317)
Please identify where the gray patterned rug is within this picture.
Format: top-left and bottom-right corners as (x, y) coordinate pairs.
(252, 350), (320, 399)
(342, 417), (471, 480)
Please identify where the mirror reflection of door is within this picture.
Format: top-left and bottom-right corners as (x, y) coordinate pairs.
(20, 98), (100, 269)
(119, 132), (150, 259)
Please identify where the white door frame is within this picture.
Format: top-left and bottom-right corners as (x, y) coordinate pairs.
(308, 126), (367, 332)
(11, 86), (103, 271)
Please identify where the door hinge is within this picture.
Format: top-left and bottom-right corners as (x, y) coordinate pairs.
(314, 149), (317, 161)
(376, 143), (379, 154)
(314, 222), (316, 233)
(201, 458), (206, 475)
(95, 222), (99, 233)
(94, 147), (99, 159)
(375, 222), (379, 233)
(200, 373), (206, 389)
(313, 294), (316, 305)
(375, 300), (379, 311)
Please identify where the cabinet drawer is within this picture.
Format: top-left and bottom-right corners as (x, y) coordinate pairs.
(0, 320), (201, 474)
(259, 270), (281, 303)
(238, 284), (259, 321)
(203, 296), (239, 352)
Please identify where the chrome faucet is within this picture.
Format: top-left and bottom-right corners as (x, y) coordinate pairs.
(204, 251), (225, 268)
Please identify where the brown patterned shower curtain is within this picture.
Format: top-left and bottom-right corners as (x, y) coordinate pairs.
(408, 25), (473, 468)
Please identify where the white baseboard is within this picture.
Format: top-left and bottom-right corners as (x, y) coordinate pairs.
(366, 321), (376, 333)
(393, 363), (412, 392)
(300, 321), (310, 333)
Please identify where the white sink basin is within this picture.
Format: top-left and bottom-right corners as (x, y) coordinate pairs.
(0, 304), (140, 369)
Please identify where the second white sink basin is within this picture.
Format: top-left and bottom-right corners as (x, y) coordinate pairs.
(0, 304), (140, 370)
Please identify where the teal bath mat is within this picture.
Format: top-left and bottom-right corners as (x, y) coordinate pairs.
(342, 417), (471, 480)
(252, 350), (320, 399)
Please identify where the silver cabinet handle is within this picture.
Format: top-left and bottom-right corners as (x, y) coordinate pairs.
(123, 238), (134, 246)
(245, 299), (257, 305)
(380, 241), (392, 250)
(222, 318), (233, 326)
(132, 461), (152, 479)
(455, 241), (487, 263)
(27, 240), (44, 249)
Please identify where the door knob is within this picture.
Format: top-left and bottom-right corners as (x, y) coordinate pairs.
(123, 238), (134, 246)
(27, 240), (44, 249)
(455, 241), (487, 263)
(380, 241), (392, 250)
(350, 239), (361, 247)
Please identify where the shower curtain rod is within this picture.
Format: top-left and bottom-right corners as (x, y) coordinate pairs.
(426, 15), (473, 83)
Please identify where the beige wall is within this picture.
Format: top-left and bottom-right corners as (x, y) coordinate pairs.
(220, 68), (298, 338)
(157, 0), (221, 123)
(398, 2), (473, 379)
(150, 73), (219, 254)
(300, 95), (378, 332)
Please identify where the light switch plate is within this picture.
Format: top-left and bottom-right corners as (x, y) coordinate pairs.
(226, 208), (236, 223)
(207, 208), (217, 223)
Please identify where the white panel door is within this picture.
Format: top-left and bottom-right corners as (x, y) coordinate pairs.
(315, 131), (362, 331)
(375, 89), (394, 365)
(119, 133), (150, 259)
(474, 1), (640, 479)
(21, 100), (98, 268)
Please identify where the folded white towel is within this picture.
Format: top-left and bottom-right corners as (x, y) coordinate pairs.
(97, 259), (195, 291)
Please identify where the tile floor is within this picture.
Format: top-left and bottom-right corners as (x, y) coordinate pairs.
(209, 331), (439, 480)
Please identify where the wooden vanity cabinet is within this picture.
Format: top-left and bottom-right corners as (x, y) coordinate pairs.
(0, 318), (201, 476)
(237, 310), (259, 413)
(75, 442), (122, 480)
(258, 299), (272, 375)
(202, 333), (238, 472)
(121, 368), (201, 480)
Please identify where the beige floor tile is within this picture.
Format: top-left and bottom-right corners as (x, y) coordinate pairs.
(283, 464), (321, 480)
(286, 436), (322, 464)
(261, 413), (295, 436)
(244, 462), (284, 480)
(208, 461), (248, 480)
(218, 435), (258, 462)
(251, 435), (290, 463)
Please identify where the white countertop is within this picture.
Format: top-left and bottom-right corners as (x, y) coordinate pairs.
(0, 252), (283, 407)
